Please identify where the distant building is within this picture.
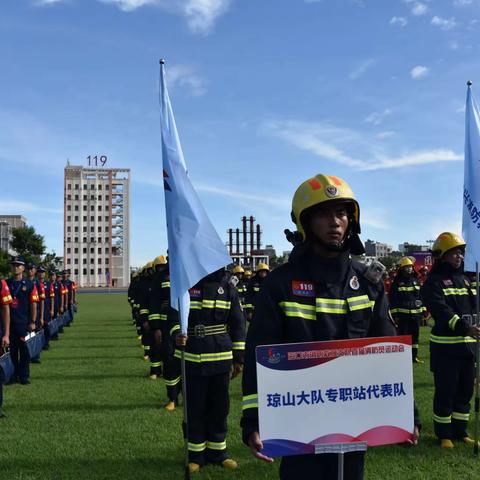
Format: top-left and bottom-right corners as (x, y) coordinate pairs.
(0, 215), (27, 255)
(364, 239), (393, 258)
(398, 242), (429, 255)
(64, 165), (130, 288)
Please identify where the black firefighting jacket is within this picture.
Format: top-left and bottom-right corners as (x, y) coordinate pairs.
(147, 270), (169, 329)
(137, 274), (153, 322)
(244, 274), (267, 316)
(241, 247), (397, 444)
(389, 273), (424, 318)
(172, 275), (246, 376)
(421, 262), (476, 361)
(236, 280), (248, 308)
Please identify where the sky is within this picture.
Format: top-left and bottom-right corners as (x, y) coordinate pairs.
(0, 0), (479, 266)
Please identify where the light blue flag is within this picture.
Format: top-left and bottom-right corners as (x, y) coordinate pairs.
(462, 82), (480, 271)
(159, 61), (232, 334)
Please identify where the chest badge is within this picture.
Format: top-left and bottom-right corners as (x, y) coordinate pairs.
(217, 286), (224, 295)
(349, 276), (360, 290)
(22, 286), (27, 292)
(291, 280), (315, 297)
(443, 279), (453, 286)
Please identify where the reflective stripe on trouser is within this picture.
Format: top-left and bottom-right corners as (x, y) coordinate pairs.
(432, 353), (474, 439)
(396, 314), (420, 359)
(164, 355), (182, 402)
(185, 372), (230, 465)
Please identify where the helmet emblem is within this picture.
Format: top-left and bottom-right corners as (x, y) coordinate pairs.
(325, 185), (338, 198)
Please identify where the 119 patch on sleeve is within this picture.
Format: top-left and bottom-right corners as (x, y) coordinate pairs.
(292, 280), (315, 297)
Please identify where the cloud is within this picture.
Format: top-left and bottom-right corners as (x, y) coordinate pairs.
(454, 0), (473, 5)
(95, 0), (233, 34)
(263, 119), (462, 171)
(390, 16), (408, 27)
(167, 65), (207, 96)
(376, 131), (395, 139)
(349, 59), (377, 80)
(411, 2), (428, 15)
(410, 65), (429, 79)
(0, 200), (62, 215)
(196, 184), (291, 210)
(365, 109), (392, 126)
(431, 16), (457, 30)
(33, 0), (66, 5)
(362, 208), (391, 230)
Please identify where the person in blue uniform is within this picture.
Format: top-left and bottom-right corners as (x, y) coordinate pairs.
(7, 256), (39, 385)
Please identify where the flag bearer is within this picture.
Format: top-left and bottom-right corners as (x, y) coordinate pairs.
(241, 174), (397, 480)
(390, 257), (424, 363)
(7, 256), (38, 385)
(175, 268), (245, 474)
(0, 279), (12, 417)
(421, 232), (480, 449)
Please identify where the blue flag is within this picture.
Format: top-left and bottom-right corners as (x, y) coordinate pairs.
(462, 83), (480, 271)
(159, 61), (232, 334)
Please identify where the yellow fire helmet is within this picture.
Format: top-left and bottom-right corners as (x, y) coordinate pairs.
(244, 270), (252, 278)
(232, 265), (245, 274)
(153, 255), (167, 266)
(398, 257), (414, 268)
(432, 232), (466, 258)
(291, 174), (360, 241)
(146, 261), (154, 270)
(256, 262), (270, 272)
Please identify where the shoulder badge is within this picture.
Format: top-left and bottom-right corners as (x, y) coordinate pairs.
(349, 276), (360, 290)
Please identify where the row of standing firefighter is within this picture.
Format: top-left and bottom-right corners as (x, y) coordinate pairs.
(127, 173), (480, 480)
(0, 255), (78, 419)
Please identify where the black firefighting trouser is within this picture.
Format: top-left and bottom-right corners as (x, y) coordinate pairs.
(431, 351), (475, 439)
(140, 315), (151, 358)
(397, 313), (421, 360)
(280, 452), (364, 480)
(184, 372), (229, 465)
(149, 325), (163, 376)
(164, 354), (181, 402)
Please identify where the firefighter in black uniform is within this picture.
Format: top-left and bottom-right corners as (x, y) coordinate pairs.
(175, 268), (245, 474)
(138, 262), (154, 360)
(147, 255), (168, 379)
(390, 257), (424, 363)
(241, 174), (398, 480)
(161, 262), (182, 411)
(421, 232), (480, 449)
(244, 263), (269, 321)
(232, 265), (247, 307)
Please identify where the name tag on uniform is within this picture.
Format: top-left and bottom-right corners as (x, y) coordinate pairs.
(292, 281), (315, 297)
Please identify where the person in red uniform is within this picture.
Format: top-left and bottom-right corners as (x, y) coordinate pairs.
(0, 278), (12, 417)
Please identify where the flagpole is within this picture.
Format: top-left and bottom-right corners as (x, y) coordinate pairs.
(179, 302), (190, 479)
(474, 259), (479, 456)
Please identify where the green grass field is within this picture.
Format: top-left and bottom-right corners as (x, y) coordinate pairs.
(0, 294), (478, 479)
